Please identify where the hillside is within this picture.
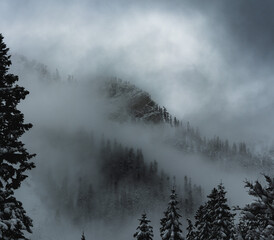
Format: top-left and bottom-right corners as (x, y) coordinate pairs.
(34, 128), (203, 223)
(103, 78), (274, 172)
(12, 55), (274, 172)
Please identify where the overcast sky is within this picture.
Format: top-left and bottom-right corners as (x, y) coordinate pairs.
(1, 0), (274, 144)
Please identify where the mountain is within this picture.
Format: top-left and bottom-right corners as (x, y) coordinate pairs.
(103, 77), (177, 124)
(103, 78), (274, 172)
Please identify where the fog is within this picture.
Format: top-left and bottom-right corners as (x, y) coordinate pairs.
(8, 56), (263, 239)
(1, 0), (274, 143)
(1, 0), (274, 239)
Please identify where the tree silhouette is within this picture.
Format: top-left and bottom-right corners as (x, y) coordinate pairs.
(134, 213), (153, 240)
(0, 33), (35, 239)
(186, 219), (195, 240)
(194, 184), (235, 240)
(238, 175), (274, 239)
(160, 187), (184, 240)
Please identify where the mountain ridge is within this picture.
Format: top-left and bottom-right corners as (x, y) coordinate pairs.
(103, 78), (274, 172)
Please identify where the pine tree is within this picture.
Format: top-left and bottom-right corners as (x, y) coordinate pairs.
(160, 188), (184, 240)
(186, 219), (195, 240)
(238, 175), (274, 240)
(0, 34), (35, 239)
(134, 213), (153, 240)
(81, 232), (86, 240)
(194, 184), (235, 240)
(0, 34), (35, 192)
(194, 203), (211, 240)
(210, 184), (236, 239)
(160, 210), (168, 239)
(0, 190), (32, 239)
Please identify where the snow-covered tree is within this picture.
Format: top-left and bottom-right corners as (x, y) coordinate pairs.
(186, 219), (195, 240)
(194, 204), (211, 240)
(160, 210), (168, 239)
(0, 190), (32, 239)
(238, 175), (274, 240)
(160, 188), (184, 240)
(0, 34), (35, 192)
(81, 232), (86, 240)
(134, 213), (153, 240)
(194, 184), (235, 240)
(0, 34), (35, 239)
(210, 184), (236, 239)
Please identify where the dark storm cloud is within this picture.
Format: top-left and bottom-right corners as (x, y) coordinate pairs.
(212, 0), (274, 65)
(196, 1), (274, 144)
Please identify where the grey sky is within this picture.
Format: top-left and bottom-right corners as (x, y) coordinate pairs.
(2, 2), (273, 239)
(1, 0), (274, 143)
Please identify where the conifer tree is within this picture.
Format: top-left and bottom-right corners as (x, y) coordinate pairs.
(194, 184), (235, 240)
(210, 184), (236, 239)
(0, 191), (32, 239)
(81, 232), (86, 240)
(160, 188), (184, 240)
(194, 204), (211, 240)
(186, 219), (195, 240)
(134, 213), (153, 240)
(160, 210), (168, 239)
(0, 34), (35, 239)
(238, 175), (274, 240)
(0, 34), (35, 192)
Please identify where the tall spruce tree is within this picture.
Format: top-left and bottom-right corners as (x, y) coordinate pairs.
(238, 175), (274, 240)
(134, 213), (153, 240)
(194, 184), (235, 240)
(0, 34), (35, 239)
(210, 184), (236, 239)
(160, 210), (168, 239)
(160, 188), (184, 240)
(186, 219), (195, 240)
(194, 203), (211, 240)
